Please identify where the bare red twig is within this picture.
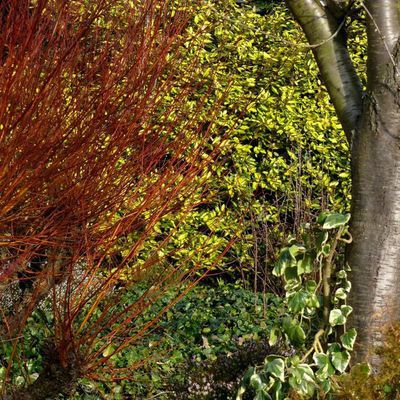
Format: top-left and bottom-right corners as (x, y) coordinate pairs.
(0, 0), (231, 395)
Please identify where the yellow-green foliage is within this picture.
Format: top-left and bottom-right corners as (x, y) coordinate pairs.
(119, 1), (368, 278)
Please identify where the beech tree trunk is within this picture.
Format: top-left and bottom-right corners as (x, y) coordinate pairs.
(286, 0), (400, 365)
(348, 0), (400, 361)
(349, 84), (400, 364)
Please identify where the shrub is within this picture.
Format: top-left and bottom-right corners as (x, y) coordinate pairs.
(0, 0), (227, 397)
(136, 0), (367, 286)
(66, 282), (283, 398)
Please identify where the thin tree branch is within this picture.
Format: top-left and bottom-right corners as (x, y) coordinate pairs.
(307, 17), (346, 49)
(286, 0), (363, 141)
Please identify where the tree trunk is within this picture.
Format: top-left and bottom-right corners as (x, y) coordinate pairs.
(347, 0), (400, 366)
(348, 49), (400, 365)
(285, 0), (400, 367)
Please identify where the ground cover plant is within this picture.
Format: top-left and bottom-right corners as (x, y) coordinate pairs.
(7, 282), (282, 399)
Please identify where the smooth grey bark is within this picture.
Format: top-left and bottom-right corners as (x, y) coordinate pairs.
(365, 0), (400, 88)
(349, 82), (400, 364)
(347, 0), (400, 364)
(286, 0), (400, 365)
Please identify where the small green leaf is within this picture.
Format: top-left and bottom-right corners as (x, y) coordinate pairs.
(289, 244), (306, 258)
(269, 327), (280, 346)
(287, 291), (308, 313)
(329, 309), (346, 326)
(289, 355), (301, 367)
(341, 305), (353, 317)
(282, 318), (305, 345)
(102, 345), (114, 358)
(273, 248), (295, 276)
(265, 357), (285, 382)
(320, 379), (331, 393)
(297, 254), (314, 275)
(349, 362), (371, 378)
(293, 325), (306, 343)
(284, 266), (298, 281)
(321, 244), (331, 256)
(331, 350), (350, 373)
(296, 364), (315, 383)
(306, 293), (320, 309)
(342, 363), (371, 393)
(343, 280), (352, 292)
(337, 270), (347, 279)
(383, 384), (393, 394)
(313, 352), (329, 369)
(317, 212), (329, 225)
(305, 280), (317, 293)
(322, 213), (350, 230)
(15, 376), (25, 386)
(328, 343), (341, 353)
(313, 353), (335, 380)
(289, 364), (316, 397)
(240, 366), (255, 387)
(341, 328), (357, 351)
(250, 373), (263, 390)
(284, 280), (301, 293)
(334, 288), (347, 300)
(282, 317), (292, 334)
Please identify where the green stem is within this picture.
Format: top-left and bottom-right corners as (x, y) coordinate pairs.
(323, 227), (344, 327)
(301, 329), (325, 362)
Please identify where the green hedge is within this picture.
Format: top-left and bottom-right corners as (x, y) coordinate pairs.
(127, 1), (366, 281)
